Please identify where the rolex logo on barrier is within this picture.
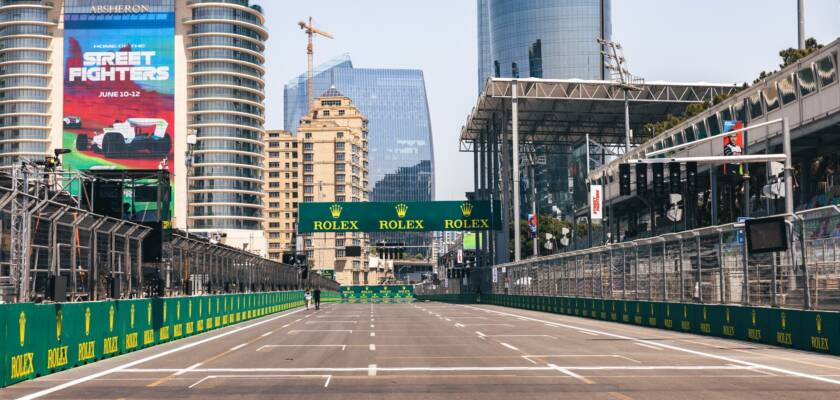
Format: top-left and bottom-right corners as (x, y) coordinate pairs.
(395, 203), (408, 218)
(379, 203), (424, 230)
(314, 204), (359, 231)
(330, 204), (343, 218)
(460, 202), (473, 217)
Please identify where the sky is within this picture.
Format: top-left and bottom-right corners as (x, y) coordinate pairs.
(258, 0), (840, 201)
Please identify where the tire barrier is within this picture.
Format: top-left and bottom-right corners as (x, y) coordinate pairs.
(415, 293), (840, 356)
(339, 285), (414, 303)
(0, 290), (341, 388)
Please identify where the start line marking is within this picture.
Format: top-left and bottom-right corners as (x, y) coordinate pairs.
(188, 374), (332, 389)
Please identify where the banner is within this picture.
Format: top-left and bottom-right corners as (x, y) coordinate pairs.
(298, 201), (501, 233)
(62, 9), (175, 178)
(590, 185), (603, 220)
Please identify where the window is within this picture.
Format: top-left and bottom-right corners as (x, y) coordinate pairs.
(778, 74), (797, 104)
(335, 153), (345, 161)
(269, 192), (280, 198)
(335, 249), (345, 258)
(694, 122), (708, 139)
(269, 142), (279, 148)
(336, 132), (344, 138)
(335, 142), (345, 151)
(321, 100), (340, 107)
(673, 132), (684, 145)
(336, 174), (345, 183)
(269, 152), (279, 158)
(336, 196), (345, 202)
(269, 162), (279, 168)
(303, 164), (313, 172)
(269, 222), (280, 228)
(303, 185), (313, 194)
(797, 65), (817, 97)
(764, 84), (780, 112)
(733, 99), (747, 122)
(269, 212), (280, 218)
(815, 54), (837, 88)
(322, 110), (330, 117)
(748, 93), (763, 119)
(269, 232), (280, 238)
(269, 172), (279, 178)
(719, 107), (733, 122)
(338, 109), (345, 116)
(303, 153), (313, 161)
(303, 143), (313, 151)
(706, 114), (721, 136)
(305, 133), (312, 139)
(335, 163), (345, 172)
(683, 126), (695, 142)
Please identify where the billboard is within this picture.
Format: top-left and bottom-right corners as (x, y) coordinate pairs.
(62, 10), (175, 175)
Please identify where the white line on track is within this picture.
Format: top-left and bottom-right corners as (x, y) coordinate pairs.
(500, 342), (519, 351)
(547, 363), (587, 381)
(187, 374), (331, 389)
(368, 364), (377, 376)
(369, 344), (376, 351)
(229, 343), (248, 351)
(306, 321), (358, 324)
(288, 330), (353, 334)
(260, 332), (273, 337)
(459, 304), (840, 386)
(174, 362), (203, 376)
(370, 324), (375, 328)
(324, 375), (332, 387)
(635, 342), (663, 351)
(577, 330), (599, 336)
(475, 331), (486, 337)
(454, 323), (465, 328)
(14, 307), (308, 400)
(257, 344), (347, 351)
(123, 365), (756, 374)
(370, 332), (376, 337)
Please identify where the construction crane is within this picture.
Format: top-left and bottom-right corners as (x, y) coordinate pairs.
(298, 17), (333, 111)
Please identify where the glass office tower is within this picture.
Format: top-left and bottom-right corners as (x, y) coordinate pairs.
(477, 0), (611, 219)
(284, 55), (435, 256)
(477, 0), (611, 89)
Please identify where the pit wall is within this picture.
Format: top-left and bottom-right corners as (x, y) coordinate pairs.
(0, 290), (341, 388)
(415, 293), (840, 356)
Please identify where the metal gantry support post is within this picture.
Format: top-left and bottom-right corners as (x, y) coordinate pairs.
(511, 79), (521, 262)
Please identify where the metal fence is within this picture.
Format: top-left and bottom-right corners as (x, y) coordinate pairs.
(0, 168), (339, 303)
(0, 183), (152, 303)
(159, 231), (339, 297)
(419, 206), (840, 311)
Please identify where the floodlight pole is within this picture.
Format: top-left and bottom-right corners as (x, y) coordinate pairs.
(798, 0), (805, 50)
(512, 79), (521, 262)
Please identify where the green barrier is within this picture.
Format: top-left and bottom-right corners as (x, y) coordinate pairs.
(0, 290), (337, 388)
(420, 293), (840, 357)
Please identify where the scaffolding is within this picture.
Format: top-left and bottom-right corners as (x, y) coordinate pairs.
(0, 164), (339, 303)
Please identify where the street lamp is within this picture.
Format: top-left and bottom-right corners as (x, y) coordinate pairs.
(184, 129), (197, 295)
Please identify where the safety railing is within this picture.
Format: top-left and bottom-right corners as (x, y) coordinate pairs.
(420, 206), (840, 311)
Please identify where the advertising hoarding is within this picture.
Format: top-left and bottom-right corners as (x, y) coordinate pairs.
(62, 10), (175, 176)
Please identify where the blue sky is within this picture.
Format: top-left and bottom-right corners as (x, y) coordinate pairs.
(259, 0), (840, 200)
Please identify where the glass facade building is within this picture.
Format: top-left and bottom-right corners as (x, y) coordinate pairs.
(284, 54), (434, 204)
(477, 0), (611, 91)
(284, 55), (435, 252)
(477, 0), (611, 220)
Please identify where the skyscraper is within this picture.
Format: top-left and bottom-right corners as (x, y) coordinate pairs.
(477, 0), (612, 90)
(284, 55), (435, 253)
(477, 0), (612, 219)
(0, 0), (269, 250)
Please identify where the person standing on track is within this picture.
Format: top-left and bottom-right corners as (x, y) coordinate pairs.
(304, 288), (312, 310)
(314, 287), (322, 310)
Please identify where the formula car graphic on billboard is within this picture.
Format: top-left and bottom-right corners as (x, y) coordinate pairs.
(62, 11), (175, 172)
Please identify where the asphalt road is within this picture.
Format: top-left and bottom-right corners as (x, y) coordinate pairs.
(3, 301), (840, 399)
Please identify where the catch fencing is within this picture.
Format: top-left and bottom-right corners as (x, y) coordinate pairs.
(480, 206), (840, 311)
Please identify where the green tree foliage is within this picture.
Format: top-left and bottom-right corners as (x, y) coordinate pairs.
(645, 38), (823, 136)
